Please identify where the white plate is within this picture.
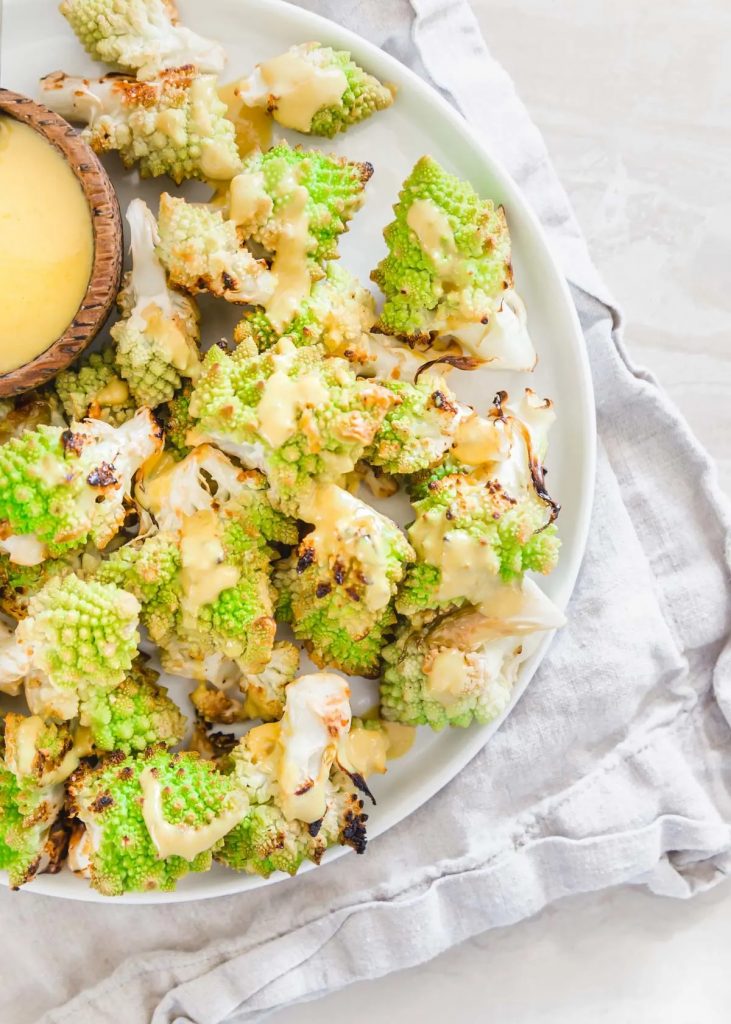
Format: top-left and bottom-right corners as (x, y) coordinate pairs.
(0, 0), (595, 902)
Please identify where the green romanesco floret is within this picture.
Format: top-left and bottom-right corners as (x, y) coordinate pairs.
(66, 746), (249, 895)
(381, 608), (526, 729)
(365, 373), (464, 475)
(231, 142), (373, 267)
(0, 713), (89, 886)
(240, 641), (300, 721)
(0, 552), (80, 621)
(0, 408), (163, 563)
(275, 485), (413, 677)
(234, 264), (378, 365)
(397, 471), (560, 621)
(0, 389), (67, 447)
(372, 156), (513, 341)
(236, 42), (393, 138)
(188, 338), (396, 515)
(156, 192), (274, 303)
(41, 67), (241, 184)
(111, 199), (201, 409)
(217, 709), (369, 878)
(161, 385), (194, 459)
(55, 348), (137, 426)
(16, 574), (140, 703)
(80, 657), (186, 754)
(59, 0), (226, 79)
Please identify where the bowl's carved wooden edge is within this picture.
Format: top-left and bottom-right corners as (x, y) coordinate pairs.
(0, 88), (123, 398)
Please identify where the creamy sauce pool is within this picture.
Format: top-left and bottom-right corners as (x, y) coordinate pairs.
(0, 116), (93, 374)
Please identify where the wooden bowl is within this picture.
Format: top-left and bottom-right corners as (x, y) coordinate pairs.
(0, 89), (122, 398)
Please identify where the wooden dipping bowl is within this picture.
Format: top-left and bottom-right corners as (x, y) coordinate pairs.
(0, 89), (122, 398)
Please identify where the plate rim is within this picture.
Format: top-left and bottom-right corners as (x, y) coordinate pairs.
(1, 0), (596, 904)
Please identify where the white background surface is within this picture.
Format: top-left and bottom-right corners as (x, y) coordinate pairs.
(272, 0), (731, 1020)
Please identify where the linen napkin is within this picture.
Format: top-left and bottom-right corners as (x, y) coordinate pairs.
(2, 2), (731, 1022)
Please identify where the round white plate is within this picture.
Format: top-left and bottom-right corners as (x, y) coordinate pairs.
(1, 0), (595, 902)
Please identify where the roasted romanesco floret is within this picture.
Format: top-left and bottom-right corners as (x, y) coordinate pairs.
(59, 0), (226, 79)
(0, 553), (79, 622)
(41, 67), (242, 184)
(381, 608), (528, 729)
(372, 156), (536, 370)
(188, 338), (396, 515)
(397, 389), (561, 622)
(276, 485), (413, 677)
(0, 409), (163, 564)
(55, 348), (137, 426)
(0, 715), (89, 887)
(80, 657), (186, 754)
(16, 574), (140, 713)
(111, 198), (201, 409)
(235, 42), (393, 137)
(218, 673), (369, 876)
(99, 448), (293, 678)
(365, 373), (466, 476)
(228, 144), (372, 328)
(66, 747), (249, 895)
(156, 192), (274, 303)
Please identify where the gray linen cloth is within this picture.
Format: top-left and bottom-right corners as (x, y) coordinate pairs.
(2, 2), (731, 1022)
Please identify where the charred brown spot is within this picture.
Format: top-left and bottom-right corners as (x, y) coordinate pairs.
(294, 780), (314, 796)
(346, 587), (361, 602)
(90, 793), (114, 814)
(118, 766), (134, 781)
(87, 462), (118, 488)
(222, 271), (236, 292)
(296, 547), (315, 574)
(341, 808), (368, 855)
(359, 161), (375, 183)
(308, 819), (323, 838)
(333, 561), (345, 586)
(315, 582), (331, 598)
(61, 430), (85, 456)
(415, 355), (480, 382)
(347, 772), (376, 805)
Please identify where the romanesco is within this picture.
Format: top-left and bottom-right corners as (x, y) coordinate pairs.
(55, 348), (137, 426)
(236, 42), (393, 137)
(365, 373), (466, 475)
(156, 192), (274, 303)
(0, 408), (163, 564)
(59, 0), (226, 79)
(80, 658), (186, 754)
(66, 747), (249, 895)
(276, 485), (413, 677)
(112, 199), (201, 408)
(188, 338), (396, 515)
(381, 608), (528, 729)
(41, 67), (241, 184)
(372, 157), (536, 370)
(16, 574), (140, 715)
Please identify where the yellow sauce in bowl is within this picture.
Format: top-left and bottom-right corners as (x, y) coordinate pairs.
(0, 115), (93, 374)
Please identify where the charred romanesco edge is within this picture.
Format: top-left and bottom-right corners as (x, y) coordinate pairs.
(372, 155), (513, 339)
(396, 471), (560, 620)
(216, 739), (367, 877)
(80, 658), (186, 754)
(55, 349), (137, 426)
(155, 192), (272, 302)
(380, 617), (520, 729)
(238, 143), (373, 265)
(17, 574), (140, 697)
(0, 388), (65, 446)
(188, 339), (395, 516)
(0, 554), (77, 621)
(44, 67), (241, 184)
(365, 375), (462, 475)
(0, 759), (60, 888)
(67, 747), (246, 895)
(274, 492), (413, 678)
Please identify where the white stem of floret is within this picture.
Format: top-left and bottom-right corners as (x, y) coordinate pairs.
(125, 199), (175, 325)
(40, 72), (123, 125)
